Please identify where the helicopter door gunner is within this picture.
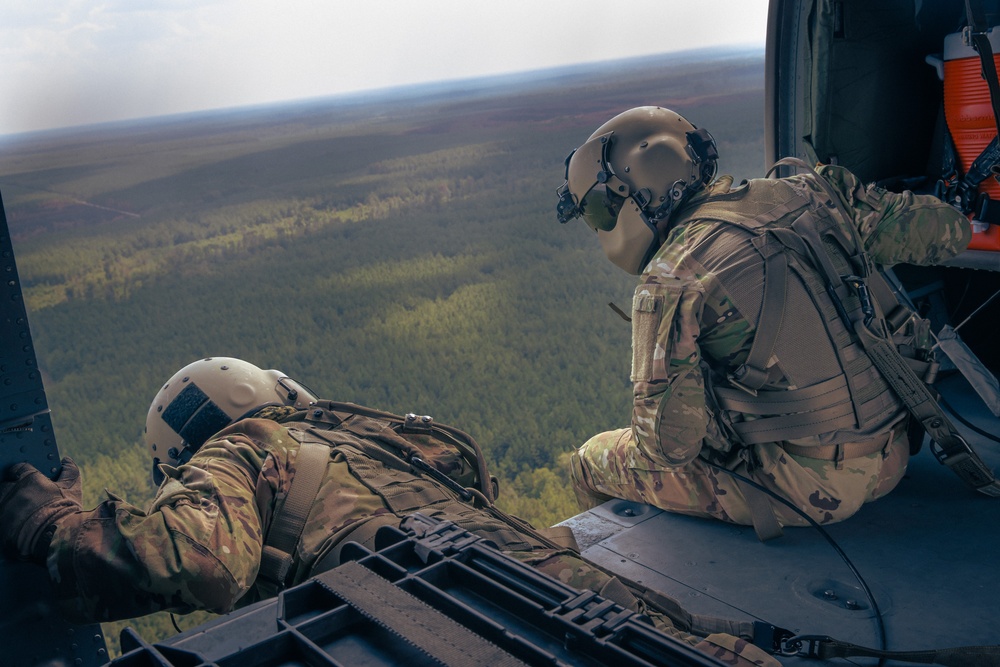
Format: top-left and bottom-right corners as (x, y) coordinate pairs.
(556, 106), (971, 539)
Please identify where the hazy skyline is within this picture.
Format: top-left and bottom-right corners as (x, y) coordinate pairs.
(1, 0), (769, 136)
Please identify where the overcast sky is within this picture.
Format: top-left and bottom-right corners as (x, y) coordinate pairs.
(0, 0), (769, 136)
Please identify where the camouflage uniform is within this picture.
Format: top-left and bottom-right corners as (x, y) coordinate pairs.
(44, 406), (779, 666)
(573, 166), (971, 527)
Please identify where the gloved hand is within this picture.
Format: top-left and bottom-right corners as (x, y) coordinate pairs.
(0, 457), (82, 562)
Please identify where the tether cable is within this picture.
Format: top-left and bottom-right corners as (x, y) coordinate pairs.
(940, 394), (1000, 445)
(707, 462), (888, 665)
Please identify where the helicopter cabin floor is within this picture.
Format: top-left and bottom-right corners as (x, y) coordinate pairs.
(559, 371), (1000, 666)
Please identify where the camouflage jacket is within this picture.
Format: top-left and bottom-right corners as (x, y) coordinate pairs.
(46, 409), (529, 622)
(43, 411), (784, 665)
(630, 165), (971, 468)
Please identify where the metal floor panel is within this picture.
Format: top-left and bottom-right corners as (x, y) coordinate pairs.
(561, 372), (1000, 665)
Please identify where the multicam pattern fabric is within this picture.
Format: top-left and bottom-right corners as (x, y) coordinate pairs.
(572, 425), (909, 525)
(44, 409), (778, 665)
(573, 166), (970, 525)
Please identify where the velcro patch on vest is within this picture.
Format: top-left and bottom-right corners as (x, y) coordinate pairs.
(634, 294), (659, 314)
(631, 284), (684, 384)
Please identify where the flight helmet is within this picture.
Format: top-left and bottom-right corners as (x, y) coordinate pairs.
(556, 106), (718, 273)
(145, 357), (318, 486)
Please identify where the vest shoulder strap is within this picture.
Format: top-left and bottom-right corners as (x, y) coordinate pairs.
(257, 439), (331, 597)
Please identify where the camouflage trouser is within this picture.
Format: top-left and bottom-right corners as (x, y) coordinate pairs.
(570, 426), (908, 526)
(508, 549), (781, 667)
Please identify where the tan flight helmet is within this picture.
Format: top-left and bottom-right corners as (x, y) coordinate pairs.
(145, 357), (318, 486)
(556, 106), (718, 273)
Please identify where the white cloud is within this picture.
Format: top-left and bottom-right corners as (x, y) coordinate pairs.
(0, 0), (768, 135)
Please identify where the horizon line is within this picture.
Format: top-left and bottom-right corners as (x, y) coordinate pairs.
(0, 44), (764, 142)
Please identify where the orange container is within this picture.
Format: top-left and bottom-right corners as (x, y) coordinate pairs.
(944, 28), (1000, 251)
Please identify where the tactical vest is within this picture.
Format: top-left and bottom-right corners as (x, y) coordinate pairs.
(662, 161), (1000, 542)
(665, 163), (930, 454)
(254, 401), (569, 597)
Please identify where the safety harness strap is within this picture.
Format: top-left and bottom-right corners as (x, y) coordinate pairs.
(855, 321), (1000, 497)
(257, 441), (330, 597)
(715, 374), (851, 413)
(735, 477), (784, 541)
(730, 401), (858, 445)
(730, 236), (788, 390)
(690, 161), (876, 540)
(965, 0), (1000, 139)
(784, 633), (1000, 666)
(609, 569), (782, 649)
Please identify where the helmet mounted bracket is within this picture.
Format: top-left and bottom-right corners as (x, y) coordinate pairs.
(556, 132), (631, 224)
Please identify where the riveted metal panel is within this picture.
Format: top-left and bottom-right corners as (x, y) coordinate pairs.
(0, 190), (108, 666)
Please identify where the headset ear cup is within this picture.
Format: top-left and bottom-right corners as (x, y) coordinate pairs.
(598, 204), (656, 274)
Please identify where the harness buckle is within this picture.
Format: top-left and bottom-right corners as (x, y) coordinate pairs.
(843, 275), (875, 327)
(929, 433), (996, 489)
(779, 634), (831, 658)
(403, 412), (434, 435)
(752, 621), (795, 654)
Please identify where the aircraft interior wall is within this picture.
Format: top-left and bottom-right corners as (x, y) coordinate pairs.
(789, 0), (1000, 373)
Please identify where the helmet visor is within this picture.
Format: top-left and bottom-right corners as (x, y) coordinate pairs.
(579, 184), (623, 232)
(565, 131), (629, 231)
(565, 131), (611, 200)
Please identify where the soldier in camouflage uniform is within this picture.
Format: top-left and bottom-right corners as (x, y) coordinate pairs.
(0, 357), (779, 666)
(556, 107), (971, 536)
